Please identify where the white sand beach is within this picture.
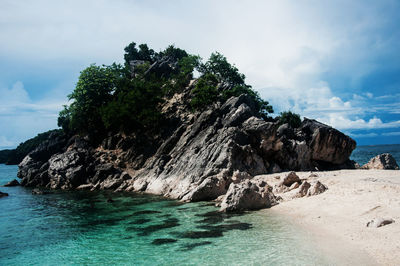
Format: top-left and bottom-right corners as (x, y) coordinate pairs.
(259, 170), (400, 265)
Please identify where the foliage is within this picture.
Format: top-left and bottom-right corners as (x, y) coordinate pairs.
(191, 52), (273, 117)
(278, 111), (302, 128)
(2, 129), (62, 165)
(0, 149), (13, 164)
(59, 64), (124, 134)
(58, 42), (276, 137)
(190, 73), (219, 110)
(124, 42), (156, 64)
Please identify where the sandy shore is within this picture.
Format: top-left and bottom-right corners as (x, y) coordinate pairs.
(259, 169), (400, 265)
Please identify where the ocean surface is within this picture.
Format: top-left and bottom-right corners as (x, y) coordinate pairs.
(350, 144), (400, 166)
(1, 144), (398, 265)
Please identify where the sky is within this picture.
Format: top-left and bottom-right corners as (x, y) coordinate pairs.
(0, 0), (400, 149)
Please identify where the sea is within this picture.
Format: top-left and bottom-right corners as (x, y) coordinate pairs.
(1, 144), (398, 265)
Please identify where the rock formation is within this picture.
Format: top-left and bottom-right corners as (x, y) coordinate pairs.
(362, 153), (399, 170)
(3, 179), (20, 187)
(17, 90), (355, 210)
(0, 191), (8, 198)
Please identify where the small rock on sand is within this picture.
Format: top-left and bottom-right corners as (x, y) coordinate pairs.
(366, 218), (395, 228)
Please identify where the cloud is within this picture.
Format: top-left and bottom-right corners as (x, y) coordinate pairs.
(0, 136), (14, 148)
(348, 132), (378, 138)
(0, 81), (66, 148)
(382, 132), (400, 137)
(0, 0), (399, 144)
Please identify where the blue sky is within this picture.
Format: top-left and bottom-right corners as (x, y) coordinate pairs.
(0, 0), (399, 148)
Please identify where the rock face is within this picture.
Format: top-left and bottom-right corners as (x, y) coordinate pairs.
(3, 179), (20, 187)
(362, 153), (399, 170)
(17, 92), (355, 208)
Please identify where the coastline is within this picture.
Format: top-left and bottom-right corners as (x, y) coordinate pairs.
(261, 169), (400, 265)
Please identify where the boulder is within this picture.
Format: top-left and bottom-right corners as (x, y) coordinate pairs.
(294, 181), (311, 198)
(4, 179), (20, 187)
(182, 174), (228, 201)
(220, 180), (277, 212)
(280, 171), (300, 187)
(366, 218), (395, 228)
(362, 153), (399, 170)
(307, 181), (328, 196)
(0, 191), (9, 198)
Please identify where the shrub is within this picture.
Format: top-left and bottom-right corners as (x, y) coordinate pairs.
(278, 111), (302, 128)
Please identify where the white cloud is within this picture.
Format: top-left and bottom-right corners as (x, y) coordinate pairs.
(382, 132), (400, 137)
(0, 136), (14, 148)
(0, 0), (399, 142)
(348, 132), (378, 138)
(0, 81), (66, 148)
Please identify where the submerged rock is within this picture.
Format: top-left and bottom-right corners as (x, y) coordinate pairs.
(3, 179), (20, 187)
(362, 153), (399, 170)
(0, 191), (9, 198)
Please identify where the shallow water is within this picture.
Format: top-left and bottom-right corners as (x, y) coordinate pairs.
(0, 164), (343, 265)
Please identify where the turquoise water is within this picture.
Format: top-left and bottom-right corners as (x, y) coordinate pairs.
(351, 144), (400, 165)
(0, 164), (338, 265)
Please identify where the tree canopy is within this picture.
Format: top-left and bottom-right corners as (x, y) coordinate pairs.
(58, 42), (276, 137)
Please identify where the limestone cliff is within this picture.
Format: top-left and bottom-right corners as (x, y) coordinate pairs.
(18, 88), (356, 203)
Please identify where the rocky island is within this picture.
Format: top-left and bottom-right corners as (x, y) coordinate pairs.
(16, 42), (359, 212)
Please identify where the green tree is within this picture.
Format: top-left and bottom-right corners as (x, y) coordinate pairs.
(124, 42), (156, 64)
(278, 111), (302, 128)
(60, 64), (124, 134)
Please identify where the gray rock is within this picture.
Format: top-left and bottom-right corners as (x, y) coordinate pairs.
(362, 153), (399, 170)
(366, 218), (395, 228)
(17, 92), (357, 205)
(294, 181), (311, 198)
(307, 181), (328, 196)
(220, 180), (277, 212)
(3, 179), (20, 187)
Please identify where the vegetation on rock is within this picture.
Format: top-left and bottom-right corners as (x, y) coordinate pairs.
(0, 129), (62, 165)
(278, 111), (302, 128)
(58, 42), (274, 136)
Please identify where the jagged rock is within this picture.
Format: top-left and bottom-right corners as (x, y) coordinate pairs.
(76, 184), (94, 190)
(231, 170), (252, 183)
(3, 179), (20, 187)
(288, 182), (300, 191)
(362, 153), (399, 170)
(17, 93), (357, 203)
(294, 181), (311, 198)
(307, 181), (327, 196)
(0, 191), (9, 198)
(280, 171), (301, 187)
(367, 218), (395, 228)
(182, 174), (228, 201)
(101, 177), (124, 190)
(220, 180), (277, 212)
(47, 150), (88, 189)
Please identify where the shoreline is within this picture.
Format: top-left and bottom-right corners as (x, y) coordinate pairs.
(262, 169), (400, 265)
